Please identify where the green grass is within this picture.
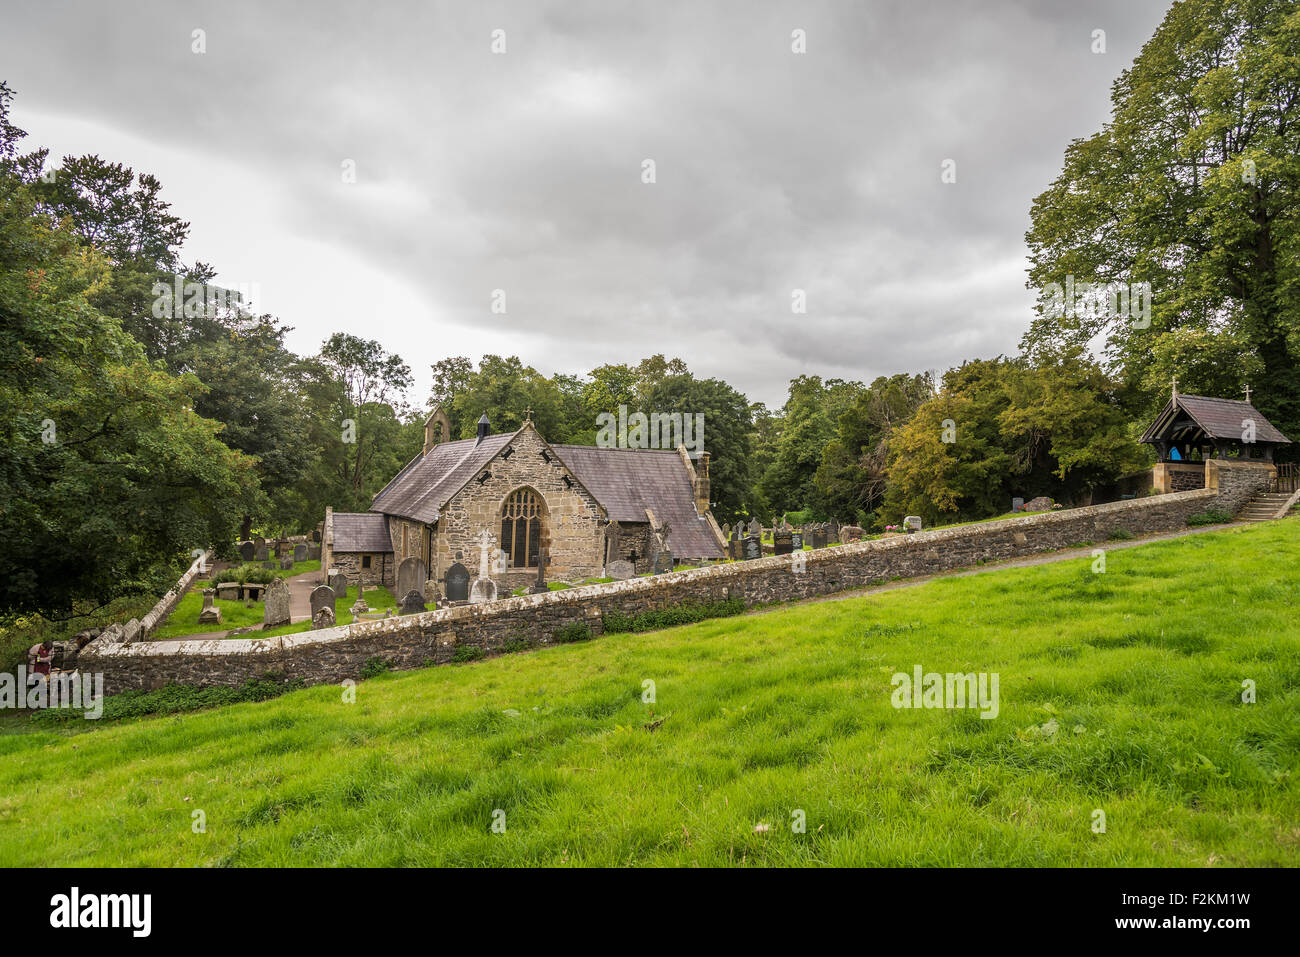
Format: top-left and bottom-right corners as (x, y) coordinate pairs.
(151, 584), (404, 640)
(1, 520), (1297, 866)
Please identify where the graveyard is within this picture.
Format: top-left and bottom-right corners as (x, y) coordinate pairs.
(3, 519), (1296, 867)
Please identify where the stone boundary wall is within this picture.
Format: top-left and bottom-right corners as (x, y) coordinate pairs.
(137, 551), (211, 639)
(77, 485), (1262, 694)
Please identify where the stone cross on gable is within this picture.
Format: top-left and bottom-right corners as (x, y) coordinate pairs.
(522, 407), (534, 423)
(476, 529), (496, 579)
(1243, 383), (1252, 404)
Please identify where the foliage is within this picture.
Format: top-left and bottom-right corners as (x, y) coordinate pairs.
(1186, 508), (1234, 526)
(553, 622), (593, 643)
(602, 596), (745, 634)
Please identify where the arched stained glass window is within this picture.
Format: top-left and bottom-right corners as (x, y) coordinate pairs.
(501, 489), (543, 568)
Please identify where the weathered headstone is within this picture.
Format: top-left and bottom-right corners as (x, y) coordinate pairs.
(309, 584), (335, 622)
(810, 527), (828, 549)
(253, 536), (266, 550)
(262, 560), (276, 570)
(840, 525), (866, 543)
(312, 607), (336, 630)
(238, 541), (255, 562)
(904, 515), (923, 532)
(294, 543), (308, 562)
(350, 597), (370, 617)
(1012, 497), (1025, 512)
(308, 544), (321, 560)
(653, 550), (673, 574)
(773, 529), (794, 556)
(280, 557), (294, 570)
(743, 534), (762, 561)
(1025, 496), (1054, 512)
(469, 529), (498, 604)
(328, 568), (347, 597)
(606, 560), (635, 580)
(198, 588), (222, 625)
(445, 562), (470, 602)
(397, 557), (426, 603)
(312, 527), (322, 543)
(747, 517), (762, 539)
(399, 590), (425, 615)
(255, 544), (269, 562)
(529, 550), (550, 594)
(263, 577), (291, 628)
(828, 520), (841, 543)
(216, 581), (241, 601)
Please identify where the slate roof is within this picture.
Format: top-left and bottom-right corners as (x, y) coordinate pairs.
(1140, 394), (1291, 445)
(332, 512), (393, 553)
(555, 445), (724, 559)
(367, 427), (724, 559)
(369, 434), (513, 524)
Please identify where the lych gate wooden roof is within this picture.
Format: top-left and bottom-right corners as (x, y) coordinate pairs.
(1140, 394), (1291, 445)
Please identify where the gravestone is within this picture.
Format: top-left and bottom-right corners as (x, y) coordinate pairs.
(328, 568), (347, 597)
(253, 536), (266, 550)
(312, 527), (321, 543)
(243, 583), (265, 602)
(653, 550), (673, 574)
(263, 578), (291, 628)
(810, 527), (828, 549)
(399, 590), (425, 615)
(262, 560), (276, 570)
(529, 550), (550, 594)
(469, 530), (498, 605)
(904, 515), (923, 532)
(1012, 497), (1025, 512)
(445, 563), (470, 602)
(294, 543), (308, 562)
(308, 544), (321, 560)
(198, 588), (222, 625)
(743, 534), (762, 561)
(238, 541), (255, 562)
(280, 557), (294, 571)
(216, 581), (241, 602)
(255, 544), (269, 562)
(729, 537), (743, 561)
(1025, 496), (1054, 512)
(606, 560), (635, 581)
(309, 585), (335, 623)
(773, 529), (794, 556)
(312, 607), (336, 630)
(828, 520), (841, 543)
(791, 529), (804, 551)
(840, 525), (866, 543)
(350, 597), (370, 617)
(747, 517), (762, 539)
(397, 557), (426, 603)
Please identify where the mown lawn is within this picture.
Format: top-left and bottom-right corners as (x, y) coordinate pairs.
(1, 520), (1297, 866)
(152, 584), (404, 640)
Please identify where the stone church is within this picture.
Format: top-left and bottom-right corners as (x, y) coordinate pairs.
(324, 407), (727, 599)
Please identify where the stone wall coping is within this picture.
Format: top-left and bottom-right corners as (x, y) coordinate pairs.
(83, 490), (1216, 661)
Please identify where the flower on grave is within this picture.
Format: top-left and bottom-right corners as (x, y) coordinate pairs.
(1051, 503), (1063, 510)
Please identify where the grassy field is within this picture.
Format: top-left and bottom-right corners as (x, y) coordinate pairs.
(1, 520), (1297, 866)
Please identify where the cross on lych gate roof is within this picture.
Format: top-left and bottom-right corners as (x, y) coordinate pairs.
(1243, 384), (1253, 404)
(522, 407), (534, 423)
(1171, 374), (1178, 398)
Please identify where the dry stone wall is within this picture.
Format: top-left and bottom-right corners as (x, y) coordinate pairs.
(76, 485), (1265, 694)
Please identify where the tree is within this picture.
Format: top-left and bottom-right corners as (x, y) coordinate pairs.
(756, 376), (864, 518)
(1023, 0), (1300, 452)
(0, 112), (258, 616)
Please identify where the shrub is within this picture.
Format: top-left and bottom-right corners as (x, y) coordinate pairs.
(1107, 528), (1135, 541)
(358, 657), (391, 679)
(1187, 508), (1233, 527)
(451, 645), (485, 663)
(553, 622), (593, 643)
(602, 597), (745, 634)
(503, 637), (533, 654)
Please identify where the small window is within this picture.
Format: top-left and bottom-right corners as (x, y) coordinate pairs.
(362, 555), (372, 569)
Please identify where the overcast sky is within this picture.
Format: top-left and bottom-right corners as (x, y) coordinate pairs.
(3, 0), (1172, 408)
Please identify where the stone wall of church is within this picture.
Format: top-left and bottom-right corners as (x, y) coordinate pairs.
(434, 427), (605, 591)
(332, 551), (393, 588)
(609, 522), (654, 574)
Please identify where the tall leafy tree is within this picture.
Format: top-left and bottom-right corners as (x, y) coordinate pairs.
(1023, 0), (1300, 450)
